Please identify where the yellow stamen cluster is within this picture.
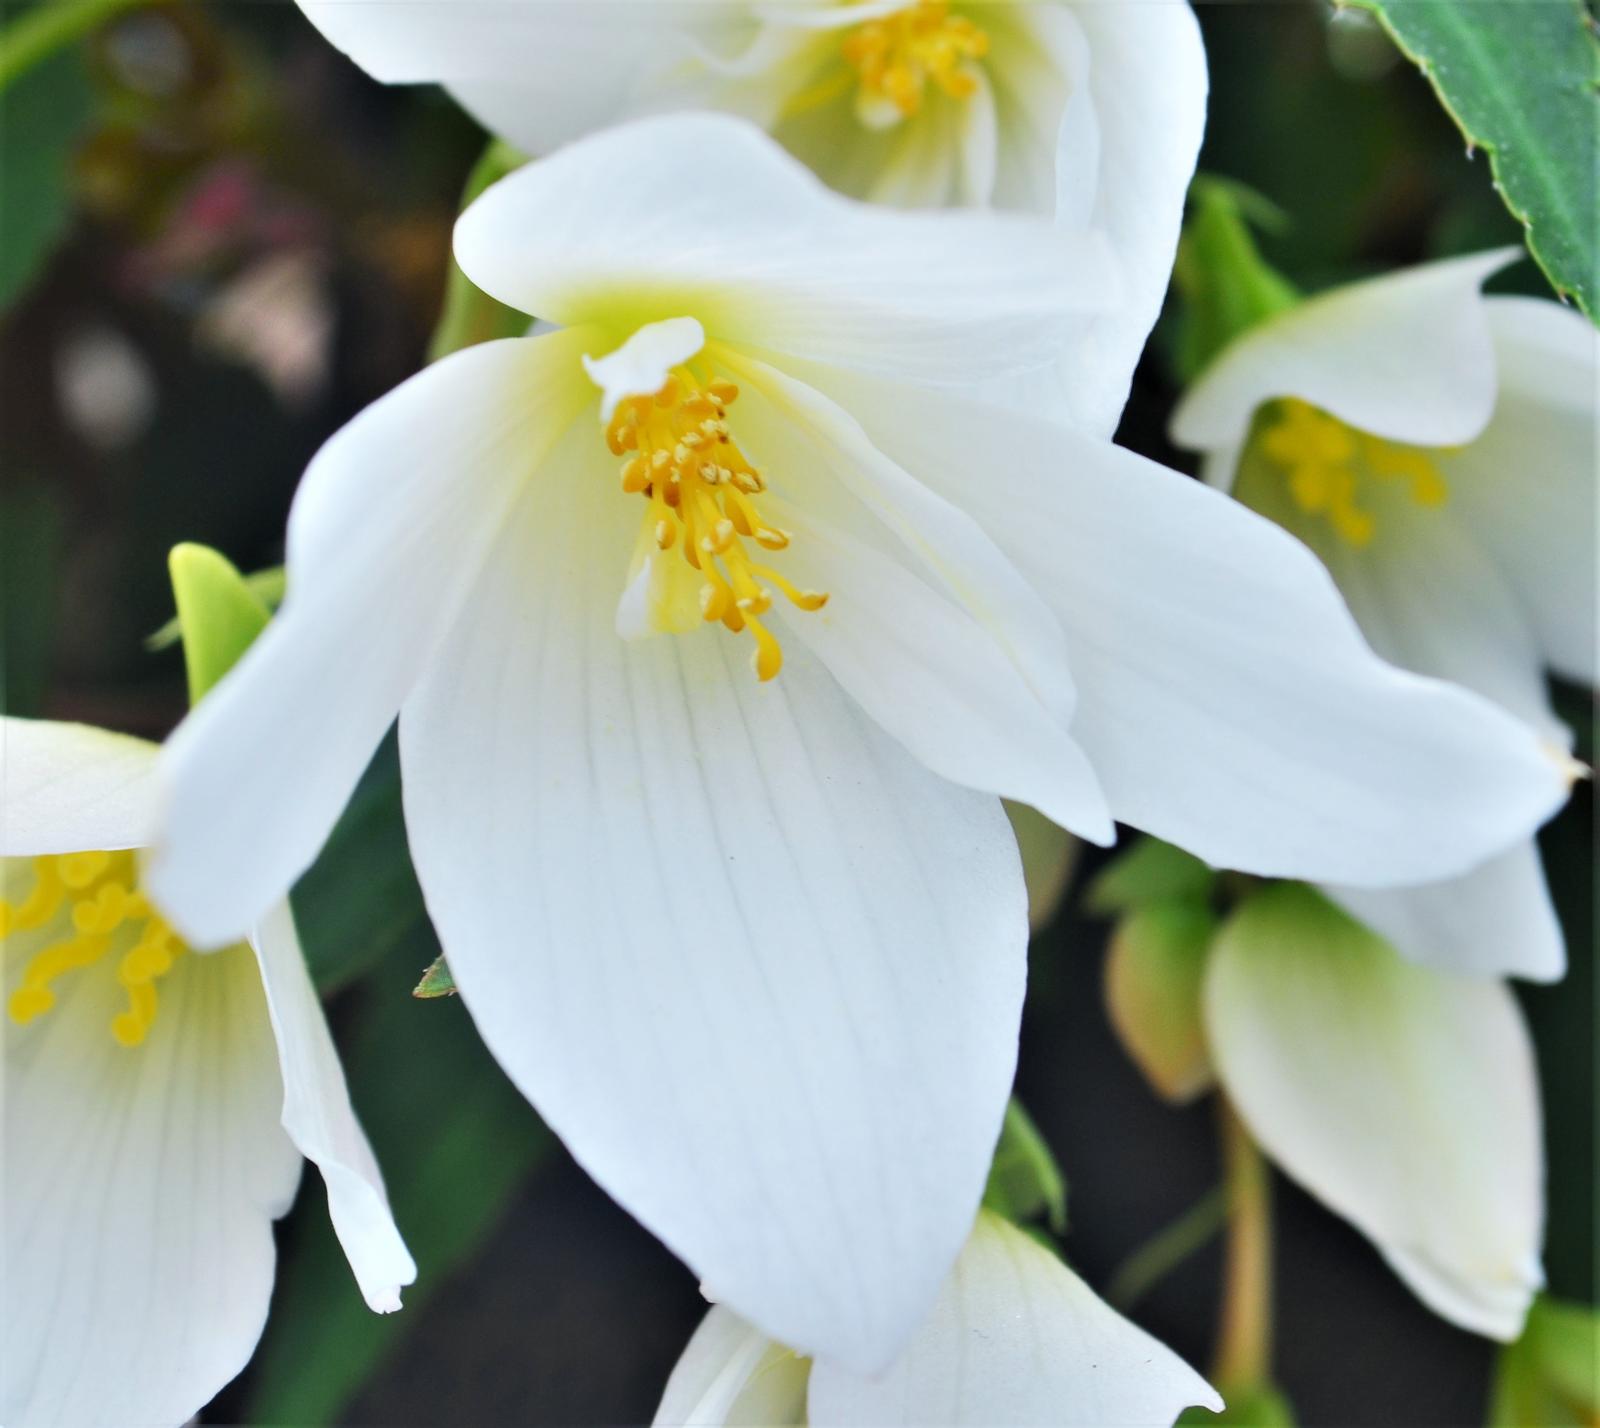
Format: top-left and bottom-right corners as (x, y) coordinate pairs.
(1261, 398), (1450, 548)
(842, 1), (989, 118)
(605, 370), (828, 682)
(2, 850), (186, 1047)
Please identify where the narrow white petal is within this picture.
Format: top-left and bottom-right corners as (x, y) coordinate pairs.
(807, 1211), (1222, 1426)
(1325, 839), (1565, 983)
(3, 932), (300, 1425)
(791, 366), (1569, 887)
(249, 902), (416, 1312)
(1206, 886), (1544, 1341)
(453, 113), (1116, 387)
(654, 1307), (809, 1428)
(584, 317), (705, 422)
(1171, 249), (1520, 452)
(0, 718), (157, 855)
(399, 424), (1027, 1372)
(149, 331), (596, 948)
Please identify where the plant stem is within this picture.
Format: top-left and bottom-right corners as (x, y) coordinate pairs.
(0, 0), (143, 91)
(1214, 1096), (1273, 1391)
(1106, 1184), (1228, 1311)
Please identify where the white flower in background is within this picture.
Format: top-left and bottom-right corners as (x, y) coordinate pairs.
(0, 718), (414, 1427)
(1204, 884), (1543, 1340)
(150, 116), (1566, 1373)
(292, 0), (1208, 436)
(1172, 250), (1597, 981)
(654, 1210), (1222, 1427)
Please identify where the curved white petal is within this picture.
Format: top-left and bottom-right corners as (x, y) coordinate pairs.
(1171, 249), (1520, 452)
(453, 112), (1115, 387)
(399, 421), (1027, 1373)
(654, 1307), (809, 1428)
(0, 718), (157, 856)
(1325, 839), (1564, 983)
(3, 934), (300, 1425)
(1206, 886), (1544, 1341)
(149, 330), (597, 948)
(807, 1211), (1222, 1426)
(793, 366), (1569, 886)
(249, 902), (416, 1312)
(584, 317), (705, 421)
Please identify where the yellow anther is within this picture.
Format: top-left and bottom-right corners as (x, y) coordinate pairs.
(754, 527), (790, 551)
(621, 455), (651, 493)
(0, 857), (65, 937)
(655, 518), (676, 550)
(59, 850), (111, 889)
(747, 616), (784, 682)
(8, 985), (55, 1023)
(707, 379), (739, 405)
(842, 2), (989, 120)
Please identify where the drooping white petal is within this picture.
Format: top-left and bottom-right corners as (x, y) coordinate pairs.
(453, 112), (1115, 388)
(149, 330), (597, 948)
(653, 1307), (809, 1428)
(584, 317), (705, 421)
(398, 421), (1027, 1373)
(1205, 885), (1544, 1341)
(249, 901), (416, 1312)
(2, 934), (300, 1425)
(1325, 839), (1565, 983)
(807, 1211), (1222, 1426)
(0, 717), (157, 856)
(1171, 249), (1520, 452)
(792, 364), (1570, 886)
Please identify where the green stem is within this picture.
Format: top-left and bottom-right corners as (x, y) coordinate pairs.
(1106, 1184), (1228, 1312)
(1214, 1097), (1274, 1392)
(0, 0), (143, 91)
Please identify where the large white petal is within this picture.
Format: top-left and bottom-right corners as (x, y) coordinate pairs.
(792, 365), (1570, 886)
(807, 1211), (1222, 1426)
(0, 718), (156, 856)
(453, 112), (1116, 388)
(148, 330), (597, 948)
(1171, 249), (1520, 452)
(2, 933), (300, 1425)
(249, 902), (416, 1311)
(653, 1306), (809, 1428)
(1325, 839), (1564, 983)
(398, 421), (1027, 1373)
(1206, 885), (1544, 1341)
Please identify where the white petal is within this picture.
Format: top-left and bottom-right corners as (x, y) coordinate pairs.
(789, 365), (1570, 887)
(3, 933), (300, 1425)
(148, 330), (597, 948)
(0, 718), (157, 855)
(807, 1211), (1222, 1426)
(1171, 249), (1521, 452)
(249, 902), (416, 1312)
(1205, 886), (1544, 1341)
(453, 112), (1116, 387)
(398, 423), (1027, 1372)
(653, 1307), (810, 1428)
(584, 317), (705, 422)
(1325, 839), (1564, 983)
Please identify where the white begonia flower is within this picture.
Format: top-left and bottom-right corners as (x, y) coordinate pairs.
(149, 116), (1566, 1373)
(0, 717), (414, 1428)
(654, 1210), (1223, 1427)
(1172, 250), (1597, 982)
(291, 0), (1207, 437)
(1204, 884), (1544, 1341)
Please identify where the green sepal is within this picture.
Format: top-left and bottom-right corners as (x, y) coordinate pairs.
(167, 542), (272, 706)
(148, 564), (284, 652)
(1489, 1295), (1600, 1427)
(1171, 176), (1302, 385)
(1104, 899), (1218, 1104)
(427, 139), (532, 363)
(413, 956), (457, 999)
(1086, 836), (1217, 917)
(982, 1099), (1068, 1236)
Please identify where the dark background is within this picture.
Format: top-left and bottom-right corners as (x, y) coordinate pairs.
(0, 2), (1592, 1423)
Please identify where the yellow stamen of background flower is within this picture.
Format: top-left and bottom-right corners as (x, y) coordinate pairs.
(1261, 399), (1451, 548)
(841, 1), (989, 119)
(605, 371), (828, 682)
(3, 851), (187, 1046)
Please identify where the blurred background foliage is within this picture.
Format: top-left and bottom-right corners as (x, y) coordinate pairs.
(0, 2), (1593, 1423)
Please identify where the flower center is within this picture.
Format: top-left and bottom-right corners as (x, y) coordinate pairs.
(604, 369), (828, 682)
(841, 1), (989, 120)
(1260, 398), (1451, 548)
(2, 850), (187, 1047)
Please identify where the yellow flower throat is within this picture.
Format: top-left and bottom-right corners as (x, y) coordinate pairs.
(842, 2), (989, 118)
(1261, 399), (1451, 548)
(3, 850), (186, 1047)
(605, 371), (828, 682)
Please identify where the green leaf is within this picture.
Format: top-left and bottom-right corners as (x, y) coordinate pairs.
(0, 45), (93, 309)
(1104, 900), (1218, 1104)
(1086, 837), (1217, 917)
(245, 945), (555, 1426)
(1490, 1295), (1600, 1427)
(168, 543), (272, 705)
(982, 1099), (1068, 1236)
(1004, 801), (1080, 933)
(1341, 0), (1600, 320)
(147, 565), (285, 651)
(413, 955), (456, 998)
(427, 139), (531, 362)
